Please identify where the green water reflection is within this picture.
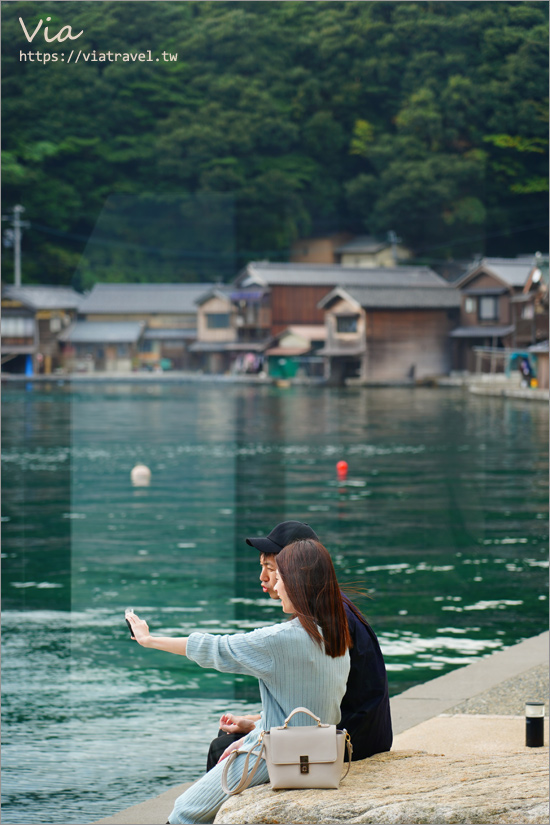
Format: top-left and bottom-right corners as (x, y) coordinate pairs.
(2, 382), (548, 824)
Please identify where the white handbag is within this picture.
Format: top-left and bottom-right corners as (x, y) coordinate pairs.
(221, 706), (352, 795)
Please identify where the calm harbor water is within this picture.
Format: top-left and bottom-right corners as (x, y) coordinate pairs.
(2, 381), (548, 825)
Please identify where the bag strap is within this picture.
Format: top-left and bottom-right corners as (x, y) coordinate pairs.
(341, 731), (353, 780)
(221, 736), (265, 796)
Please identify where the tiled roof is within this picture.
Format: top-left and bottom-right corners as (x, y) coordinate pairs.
(195, 286), (234, 306)
(449, 325), (515, 338)
(143, 328), (196, 340)
(457, 257), (541, 289)
(239, 261), (445, 289)
(2, 285), (82, 310)
(59, 321), (144, 344)
(320, 285), (460, 310)
(78, 283), (216, 314)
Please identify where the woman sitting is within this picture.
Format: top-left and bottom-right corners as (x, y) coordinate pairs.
(126, 538), (352, 825)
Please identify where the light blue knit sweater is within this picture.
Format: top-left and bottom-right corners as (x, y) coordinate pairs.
(168, 619), (350, 824)
(187, 617), (350, 737)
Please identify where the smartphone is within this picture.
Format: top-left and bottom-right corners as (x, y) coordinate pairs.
(125, 609), (135, 638)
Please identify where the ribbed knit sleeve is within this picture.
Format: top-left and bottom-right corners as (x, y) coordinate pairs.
(186, 619), (350, 736)
(186, 626), (275, 678)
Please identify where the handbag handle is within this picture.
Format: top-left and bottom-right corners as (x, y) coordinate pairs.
(281, 706), (323, 728)
(221, 737), (265, 796)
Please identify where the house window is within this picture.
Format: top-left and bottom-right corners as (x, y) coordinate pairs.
(478, 296), (498, 321)
(206, 313), (230, 329)
(1, 316), (34, 337)
(336, 315), (359, 333)
(465, 298), (476, 314)
(522, 303), (534, 320)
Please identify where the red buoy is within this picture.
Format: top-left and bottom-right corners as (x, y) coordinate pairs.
(336, 460), (348, 481)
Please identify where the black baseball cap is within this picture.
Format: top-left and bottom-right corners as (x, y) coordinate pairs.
(246, 520), (319, 556)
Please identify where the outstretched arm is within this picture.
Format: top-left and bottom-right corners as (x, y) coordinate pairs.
(126, 611), (189, 656)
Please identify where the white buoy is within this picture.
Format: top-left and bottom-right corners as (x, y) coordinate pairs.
(131, 464), (151, 487)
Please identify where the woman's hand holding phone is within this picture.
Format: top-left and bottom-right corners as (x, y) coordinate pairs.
(125, 608), (136, 638)
(125, 610), (151, 646)
(124, 612), (188, 656)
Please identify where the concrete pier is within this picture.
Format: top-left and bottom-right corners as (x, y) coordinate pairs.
(92, 630), (549, 825)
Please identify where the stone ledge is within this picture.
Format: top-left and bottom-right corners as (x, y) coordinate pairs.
(214, 748), (549, 824)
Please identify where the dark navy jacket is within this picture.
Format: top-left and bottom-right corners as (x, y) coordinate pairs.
(338, 598), (393, 760)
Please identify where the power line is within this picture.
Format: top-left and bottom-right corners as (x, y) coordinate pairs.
(30, 222), (236, 260)
(23, 216), (550, 261)
(414, 220), (549, 255)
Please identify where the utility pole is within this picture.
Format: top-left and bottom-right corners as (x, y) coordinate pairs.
(2, 205), (30, 287)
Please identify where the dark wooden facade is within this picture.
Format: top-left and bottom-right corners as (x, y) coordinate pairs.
(453, 268), (518, 372)
(320, 289), (459, 384)
(365, 309), (456, 382)
(458, 272), (513, 328)
(270, 285), (332, 335)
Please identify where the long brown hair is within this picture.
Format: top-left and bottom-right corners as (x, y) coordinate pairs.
(276, 539), (352, 658)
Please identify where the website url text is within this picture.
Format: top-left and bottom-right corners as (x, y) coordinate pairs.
(19, 49), (177, 64)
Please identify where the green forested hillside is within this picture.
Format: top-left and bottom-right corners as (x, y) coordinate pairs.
(2, 1), (548, 287)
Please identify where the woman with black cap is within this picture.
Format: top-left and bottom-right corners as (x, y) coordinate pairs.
(126, 538), (351, 825)
(208, 520), (393, 768)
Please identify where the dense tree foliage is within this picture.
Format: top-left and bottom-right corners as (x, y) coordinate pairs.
(2, 1), (548, 287)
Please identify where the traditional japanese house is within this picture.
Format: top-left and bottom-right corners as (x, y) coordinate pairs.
(450, 256), (538, 372)
(334, 234), (412, 268)
(58, 321), (145, 372)
(232, 261), (441, 338)
(1, 284), (82, 374)
(317, 271), (460, 384)
(191, 285), (268, 374)
(75, 282), (215, 370)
